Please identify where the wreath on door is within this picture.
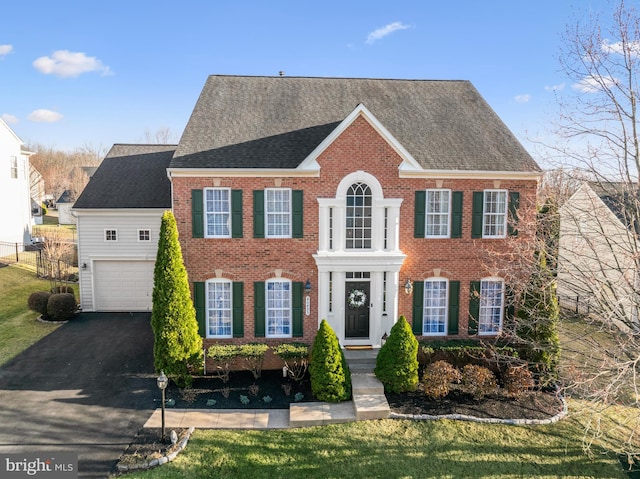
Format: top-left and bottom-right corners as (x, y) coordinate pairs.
(348, 289), (367, 309)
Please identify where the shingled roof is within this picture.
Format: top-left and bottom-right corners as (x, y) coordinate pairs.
(73, 144), (175, 209)
(171, 75), (540, 172)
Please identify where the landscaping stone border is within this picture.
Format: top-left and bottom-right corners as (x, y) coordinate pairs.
(389, 392), (569, 425)
(116, 426), (195, 473)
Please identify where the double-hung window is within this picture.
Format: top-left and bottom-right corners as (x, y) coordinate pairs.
(10, 156), (18, 179)
(266, 279), (291, 337)
(207, 280), (232, 338)
(423, 279), (448, 335)
(425, 189), (450, 237)
(479, 279), (504, 334)
(483, 190), (507, 238)
(105, 229), (117, 241)
(205, 188), (231, 238)
(266, 189), (291, 238)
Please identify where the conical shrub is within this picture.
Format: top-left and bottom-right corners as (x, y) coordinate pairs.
(309, 319), (351, 402)
(374, 316), (419, 392)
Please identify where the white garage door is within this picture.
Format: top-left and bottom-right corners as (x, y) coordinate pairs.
(94, 260), (154, 311)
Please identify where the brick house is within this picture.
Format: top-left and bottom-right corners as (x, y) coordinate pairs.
(75, 75), (541, 353)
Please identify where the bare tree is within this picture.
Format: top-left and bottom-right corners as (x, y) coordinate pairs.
(142, 127), (177, 144)
(549, 0), (640, 458)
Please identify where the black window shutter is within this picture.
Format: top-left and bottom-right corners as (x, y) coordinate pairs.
(508, 191), (520, 237)
(292, 190), (303, 238)
(231, 190), (243, 238)
(193, 282), (206, 337)
(232, 282), (244, 338)
(448, 280), (460, 335)
(253, 190), (265, 238)
(254, 282), (265, 337)
(471, 192), (484, 238)
(412, 280), (424, 335)
(468, 281), (480, 335)
(451, 191), (463, 238)
(292, 281), (303, 337)
(192, 190), (204, 238)
(414, 191), (426, 238)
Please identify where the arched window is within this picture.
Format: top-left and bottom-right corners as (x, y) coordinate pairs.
(346, 182), (372, 249)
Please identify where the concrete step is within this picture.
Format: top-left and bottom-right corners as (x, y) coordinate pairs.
(353, 394), (390, 421)
(351, 372), (384, 395)
(289, 401), (356, 428)
(348, 360), (376, 373)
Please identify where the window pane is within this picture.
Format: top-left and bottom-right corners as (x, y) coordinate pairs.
(207, 281), (232, 337)
(267, 281), (291, 336)
(483, 191), (507, 237)
(266, 189), (291, 237)
(423, 280), (447, 335)
(426, 190), (450, 237)
(346, 183), (372, 249)
(479, 280), (503, 333)
(206, 189), (230, 237)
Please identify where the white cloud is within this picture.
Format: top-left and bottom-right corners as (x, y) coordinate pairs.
(515, 94), (531, 103)
(601, 39), (640, 56)
(33, 50), (112, 78)
(366, 22), (411, 44)
(1, 113), (18, 124)
(544, 83), (565, 92)
(572, 75), (617, 93)
(0, 44), (13, 59)
(27, 109), (63, 123)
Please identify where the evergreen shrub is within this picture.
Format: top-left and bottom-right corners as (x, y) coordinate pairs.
(46, 293), (76, 321)
(28, 291), (51, 317)
(374, 316), (419, 393)
(309, 320), (351, 402)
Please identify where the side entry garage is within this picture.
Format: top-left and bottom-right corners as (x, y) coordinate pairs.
(93, 260), (155, 311)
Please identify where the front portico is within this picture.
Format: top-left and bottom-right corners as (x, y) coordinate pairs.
(313, 171), (406, 347)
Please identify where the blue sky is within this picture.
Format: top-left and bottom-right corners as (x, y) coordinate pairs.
(0, 1), (616, 167)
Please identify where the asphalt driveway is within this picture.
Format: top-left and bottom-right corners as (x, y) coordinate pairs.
(0, 312), (157, 478)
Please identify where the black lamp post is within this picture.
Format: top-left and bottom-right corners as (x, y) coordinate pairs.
(157, 370), (168, 441)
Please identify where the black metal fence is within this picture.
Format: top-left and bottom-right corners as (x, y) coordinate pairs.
(0, 241), (78, 282)
(558, 295), (591, 316)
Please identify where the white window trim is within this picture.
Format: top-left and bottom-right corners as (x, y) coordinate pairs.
(10, 156), (18, 179)
(423, 278), (448, 336)
(138, 229), (151, 242)
(206, 279), (233, 339)
(265, 188), (292, 239)
(478, 277), (504, 336)
(266, 278), (292, 338)
(482, 189), (508, 239)
(425, 189), (451, 238)
(204, 187), (232, 238)
(104, 229), (118, 242)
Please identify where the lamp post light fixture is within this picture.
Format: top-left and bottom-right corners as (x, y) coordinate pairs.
(157, 370), (168, 442)
(305, 279), (312, 294)
(404, 279), (413, 295)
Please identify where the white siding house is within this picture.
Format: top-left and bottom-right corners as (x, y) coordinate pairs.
(72, 144), (175, 312)
(558, 182), (639, 326)
(0, 119), (33, 245)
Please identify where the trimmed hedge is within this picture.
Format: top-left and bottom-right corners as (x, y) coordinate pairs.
(374, 316), (419, 393)
(46, 293), (76, 321)
(309, 320), (351, 402)
(28, 291), (51, 317)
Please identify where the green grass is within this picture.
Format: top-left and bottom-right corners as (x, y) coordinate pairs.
(125, 411), (626, 479)
(0, 265), (75, 366)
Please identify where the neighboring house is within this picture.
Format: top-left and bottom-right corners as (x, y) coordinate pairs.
(73, 144), (175, 311)
(0, 118), (34, 245)
(30, 164), (45, 224)
(558, 182), (639, 325)
(56, 189), (76, 225)
(75, 75), (541, 349)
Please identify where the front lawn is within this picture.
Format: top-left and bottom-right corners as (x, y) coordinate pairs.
(122, 404), (625, 479)
(0, 265), (74, 366)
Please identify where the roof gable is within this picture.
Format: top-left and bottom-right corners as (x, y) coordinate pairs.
(171, 75), (541, 173)
(73, 144), (175, 209)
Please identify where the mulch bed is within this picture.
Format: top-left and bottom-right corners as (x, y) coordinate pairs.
(386, 385), (563, 420)
(164, 369), (315, 409)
